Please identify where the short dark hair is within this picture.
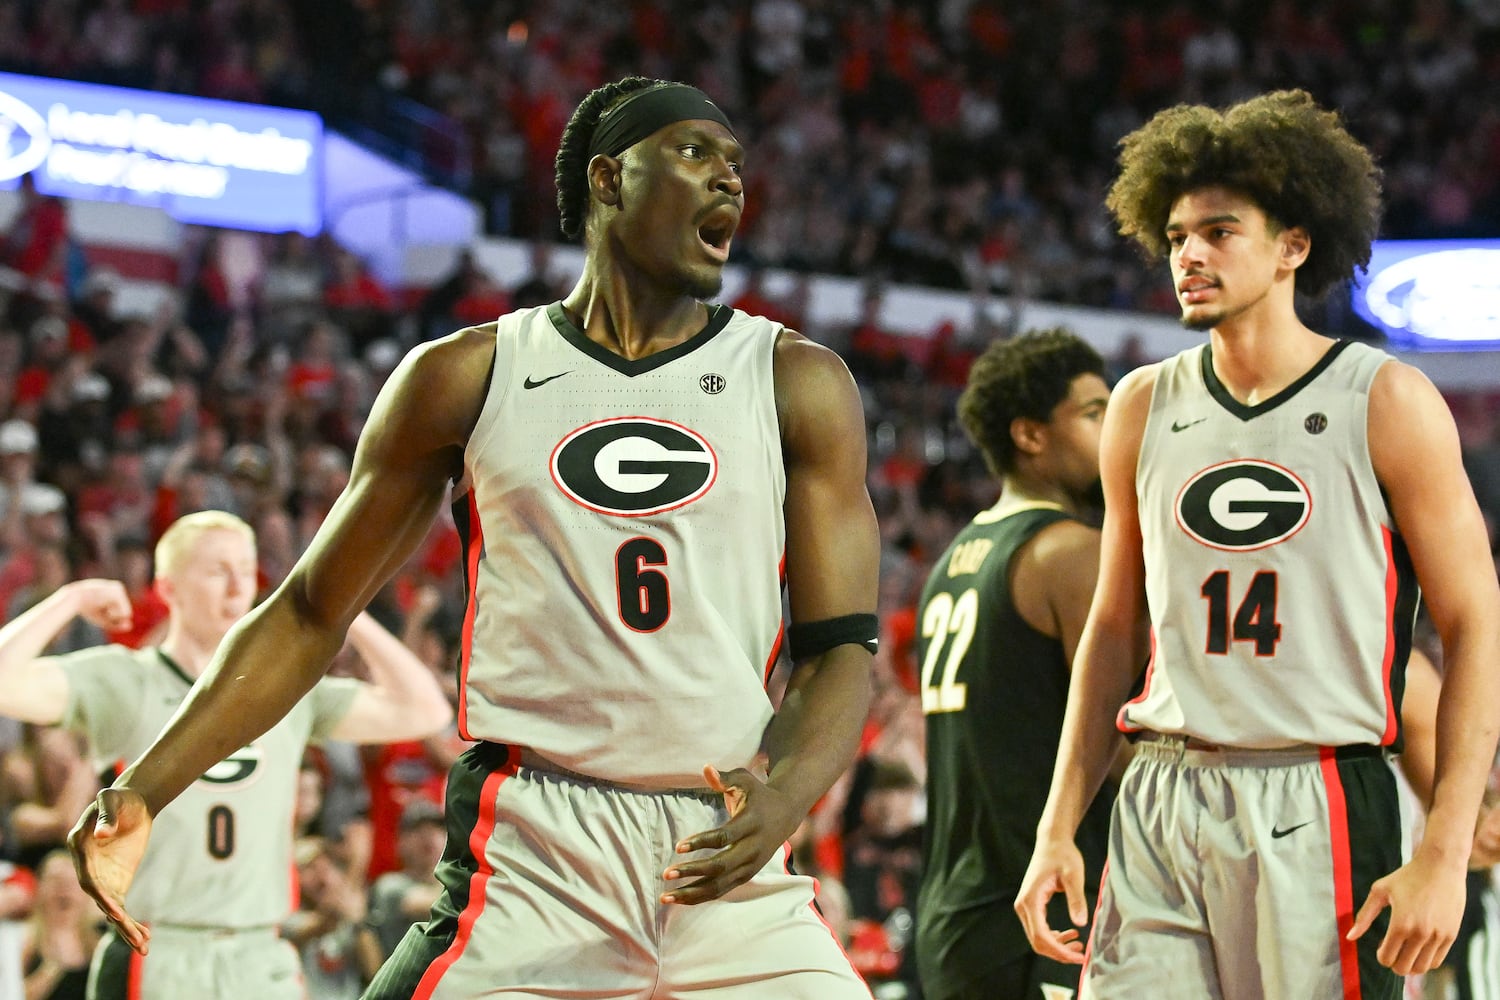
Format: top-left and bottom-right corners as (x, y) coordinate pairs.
(958, 328), (1106, 478)
(553, 76), (664, 240)
(1105, 89), (1383, 298)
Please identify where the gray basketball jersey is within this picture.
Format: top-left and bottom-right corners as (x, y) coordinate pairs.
(455, 303), (787, 787)
(1120, 340), (1419, 748)
(57, 644), (359, 927)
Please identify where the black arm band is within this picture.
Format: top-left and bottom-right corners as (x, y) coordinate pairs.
(786, 613), (879, 662)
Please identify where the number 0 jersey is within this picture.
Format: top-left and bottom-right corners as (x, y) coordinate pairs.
(454, 303), (787, 787)
(1120, 340), (1419, 749)
(56, 644), (359, 927)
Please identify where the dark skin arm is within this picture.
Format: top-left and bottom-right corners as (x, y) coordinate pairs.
(67, 326), (496, 953)
(661, 330), (879, 905)
(1012, 518), (1138, 785)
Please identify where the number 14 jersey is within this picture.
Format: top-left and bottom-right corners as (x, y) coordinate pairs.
(454, 303), (787, 788)
(1119, 340), (1419, 749)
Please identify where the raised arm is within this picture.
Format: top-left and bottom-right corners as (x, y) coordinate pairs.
(1350, 361), (1500, 974)
(1016, 363), (1155, 962)
(0, 580), (132, 725)
(68, 326), (496, 949)
(327, 611), (454, 743)
(663, 330), (879, 905)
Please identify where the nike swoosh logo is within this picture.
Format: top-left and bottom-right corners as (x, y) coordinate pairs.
(523, 371), (571, 389)
(1171, 417), (1208, 432)
(1271, 822), (1312, 839)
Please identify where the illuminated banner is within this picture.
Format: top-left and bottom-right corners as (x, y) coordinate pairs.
(1352, 238), (1500, 349)
(0, 71), (321, 234)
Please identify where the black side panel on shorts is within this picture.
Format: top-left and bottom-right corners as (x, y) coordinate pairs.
(361, 742), (507, 1000)
(1338, 754), (1403, 1000)
(91, 930), (136, 1000)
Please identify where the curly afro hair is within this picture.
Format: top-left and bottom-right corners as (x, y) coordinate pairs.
(1104, 89), (1383, 298)
(958, 328), (1106, 479)
(553, 76), (666, 241)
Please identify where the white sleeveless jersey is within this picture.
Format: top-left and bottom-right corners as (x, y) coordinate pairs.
(456, 303), (787, 787)
(1119, 340), (1419, 748)
(57, 644), (359, 927)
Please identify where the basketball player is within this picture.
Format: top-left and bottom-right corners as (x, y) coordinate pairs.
(1014, 89), (1500, 998)
(0, 510), (453, 999)
(69, 77), (880, 999)
(915, 328), (1141, 1000)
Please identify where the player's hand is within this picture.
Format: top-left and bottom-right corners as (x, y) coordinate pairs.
(67, 579), (132, 633)
(67, 787), (154, 954)
(1348, 848), (1466, 975)
(660, 765), (801, 905)
(1014, 835), (1089, 964)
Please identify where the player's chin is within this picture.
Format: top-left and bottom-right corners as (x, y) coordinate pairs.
(682, 265), (725, 302)
(1179, 307), (1221, 332)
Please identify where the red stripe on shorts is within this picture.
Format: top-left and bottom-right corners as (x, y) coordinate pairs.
(127, 946), (144, 1000)
(1080, 856), (1109, 980)
(782, 843), (871, 997)
(412, 763), (513, 999)
(1319, 749), (1362, 999)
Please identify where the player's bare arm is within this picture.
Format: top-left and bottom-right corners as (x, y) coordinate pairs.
(68, 324), (497, 949)
(0, 578), (131, 724)
(1017, 363), (1155, 962)
(1349, 360), (1500, 975)
(663, 330), (879, 905)
(328, 611), (454, 743)
(1012, 519), (1104, 669)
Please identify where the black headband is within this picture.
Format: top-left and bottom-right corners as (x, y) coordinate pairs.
(587, 84), (736, 161)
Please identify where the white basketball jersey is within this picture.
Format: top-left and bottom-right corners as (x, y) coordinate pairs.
(58, 644), (359, 927)
(456, 303), (787, 786)
(1119, 340), (1419, 748)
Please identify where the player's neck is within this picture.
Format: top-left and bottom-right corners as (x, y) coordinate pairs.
(992, 475), (1072, 517)
(157, 627), (219, 678)
(1208, 315), (1333, 407)
(561, 269), (711, 360)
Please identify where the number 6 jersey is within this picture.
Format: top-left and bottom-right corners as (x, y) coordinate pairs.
(453, 303), (787, 787)
(1119, 340), (1419, 749)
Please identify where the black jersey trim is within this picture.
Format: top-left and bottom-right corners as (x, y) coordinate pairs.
(154, 648), (196, 688)
(1201, 339), (1355, 421)
(544, 301), (733, 377)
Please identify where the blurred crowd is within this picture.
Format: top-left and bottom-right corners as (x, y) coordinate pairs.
(3, 0), (1500, 313)
(0, 1), (1498, 997)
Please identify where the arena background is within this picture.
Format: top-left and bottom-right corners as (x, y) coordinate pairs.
(0, 2), (1498, 998)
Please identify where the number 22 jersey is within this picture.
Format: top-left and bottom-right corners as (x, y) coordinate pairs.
(1119, 340), (1419, 749)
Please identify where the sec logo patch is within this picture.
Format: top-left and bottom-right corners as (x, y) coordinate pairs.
(1175, 460), (1311, 551)
(551, 417), (717, 517)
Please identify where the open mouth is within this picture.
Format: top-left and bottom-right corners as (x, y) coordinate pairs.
(696, 204), (739, 261)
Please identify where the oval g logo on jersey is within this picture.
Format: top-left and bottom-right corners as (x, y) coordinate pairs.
(1175, 460), (1311, 551)
(551, 417), (717, 517)
(0, 91), (51, 183)
(199, 744), (264, 787)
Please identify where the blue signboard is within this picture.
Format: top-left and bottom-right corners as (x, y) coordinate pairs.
(0, 71), (322, 234)
(1351, 238), (1500, 350)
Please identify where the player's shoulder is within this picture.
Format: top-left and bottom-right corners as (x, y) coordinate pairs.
(1018, 515), (1101, 585)
(771, 326), (856, 390)
(375, 322), (500, 446)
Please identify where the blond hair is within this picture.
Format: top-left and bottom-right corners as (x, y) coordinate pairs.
(153, 510), (255, 580)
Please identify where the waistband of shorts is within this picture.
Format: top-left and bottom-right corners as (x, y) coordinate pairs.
(496, 744), (719, 797)
(1134, 731), (1388, 767)
(130, 922), (282, 939)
